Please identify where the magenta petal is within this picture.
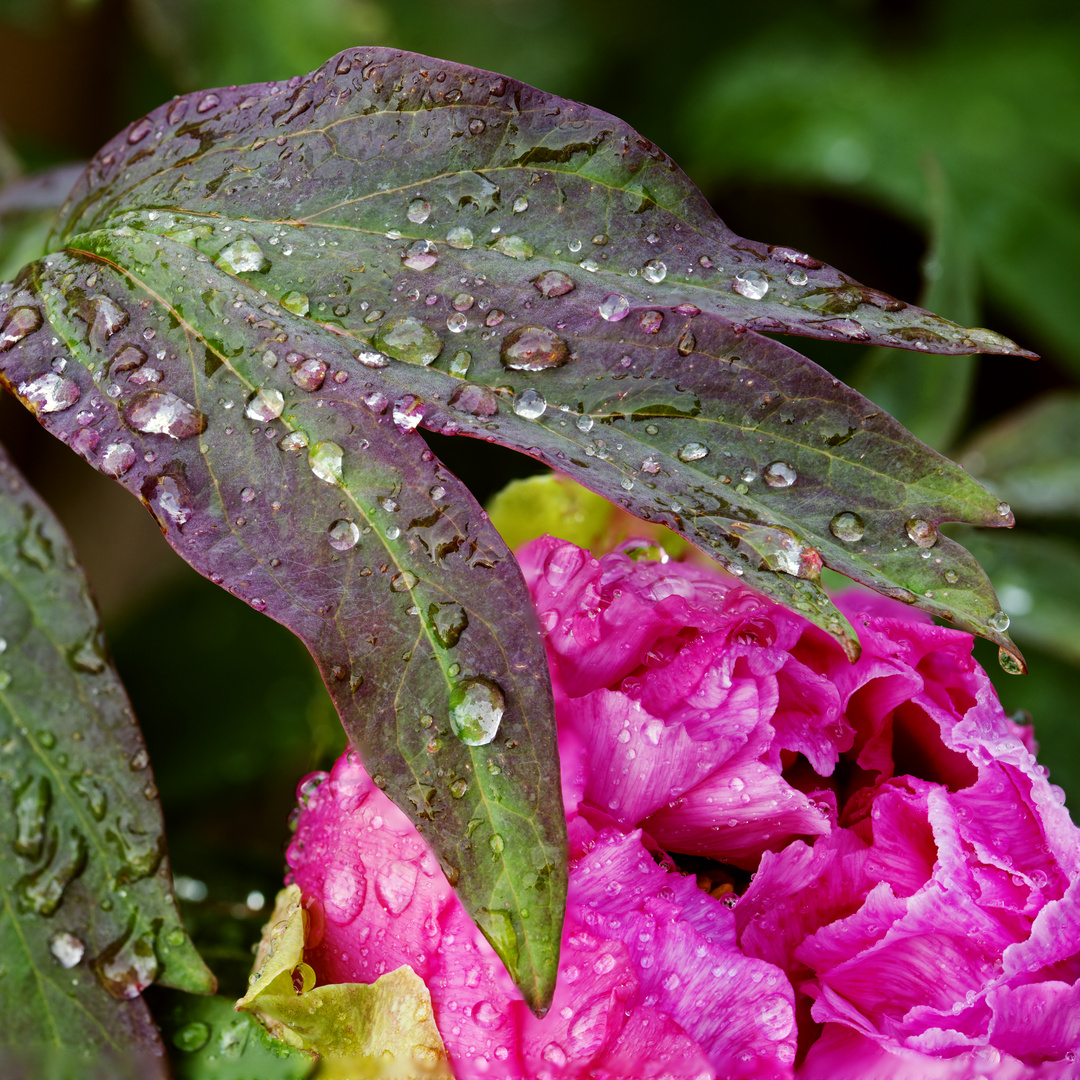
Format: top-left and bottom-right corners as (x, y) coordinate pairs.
(645, 746), (831, 869)
(593, 1006), (717, 1079)
(988, 979), (1080, 1063)
(771, 656), (849, 775)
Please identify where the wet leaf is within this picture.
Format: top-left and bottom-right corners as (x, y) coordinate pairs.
(960, 392), (1080, 518)
(0, 444), (213, 1068)
(237, 885), (450, 1078)
(156, 990), (314, 1080)
(0, 46), (1028, 1011)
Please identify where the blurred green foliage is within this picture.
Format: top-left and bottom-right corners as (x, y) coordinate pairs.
(1, 0), (1079, 1064)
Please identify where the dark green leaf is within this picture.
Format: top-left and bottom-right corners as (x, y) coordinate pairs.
(0, 444), (213, 1068)
(960, 392), (1080, 518)
(0, 46), (1030, 1008)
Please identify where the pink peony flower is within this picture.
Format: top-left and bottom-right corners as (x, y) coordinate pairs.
(520, 537), (1080, 1077)
(286, 751), (798, 1078)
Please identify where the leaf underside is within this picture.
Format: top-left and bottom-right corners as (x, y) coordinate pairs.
(0, 46), (1029, 1010)
(0, 445), (213, 1069)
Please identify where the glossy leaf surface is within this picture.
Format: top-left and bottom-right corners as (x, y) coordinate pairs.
(0, 46), (1029, 1007)
(0, 445), (212, 1068)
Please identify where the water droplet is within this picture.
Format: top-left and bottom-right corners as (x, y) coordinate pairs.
(639, 310), (663, 334)
(402, 239), (439, 271)
(374, 316), (444, 366)
(733, 269), (769, 300)
(90, 297), (127, 339)
(576, 414), (594, 433)
(375, 860), (419, 915)
(677, 330), (696, 355)
(446, 226), (474, 249)
(69, 629), (107, 673)
(309, 441), (344, 485)
(599, 294), (630, 322)
(292, 358), (328, 391)
(71, 775), (108, 820)
(428, 602), (469, 648)
(94, 927), (159, 999)
(173, 1021), (211, 1053)
(998, 647), (1023, 675)
(407, 198), (432, 224)
(14, 777), (50, 859)
(390, 570), (418, 592)
(449, 677), (505, 746)
(393, 396), (425, 431)
(568, 238), (582, 253)
(18, 373), (80, 414)
(124, 390), (207, 439)
(49, 931), (85, 968)
(996, 501), (1011, 518)
(500, 326), (571, 371)
(678, 442), (708, 462)
(763, 461), (797, 488)
(640, 456), (661, 474)
(542, 1043), (568, 1068)
(641, 259), (667, 284)
(449, 778), (469, 799)
(447, 312), (468, 333)
(101, 442), (136, 476)
(130, 748), (150, 770)
(829, 512), (865, 542)
(0, 306), (43, 351)
(197, 92), (220, 113)
(217, 236), (270, 274)
(242, 387), (284, 423)
(449, 383), (498, 416)
(19, 827), (87, 916)
(513, 389), (547, 419)
(532, 270), (575, 298)
(468, 118), (486, 135)
(786, 269), (808, 286)
(491, 235), (533, 260)
(945, 569), (959, 584)
(328, 519), (360, 551)
(988, 610), (1011, 633)
(279, 431), (307, 452)
(281, 291), (310, 316)
(513, 196), (529, 213)
(450, 350), (472, 377)
(905, 518), (937, 549)
(452, 293), (474, 312)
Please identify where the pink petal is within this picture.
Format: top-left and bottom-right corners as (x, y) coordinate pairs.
(988, 979), (1080, 1063)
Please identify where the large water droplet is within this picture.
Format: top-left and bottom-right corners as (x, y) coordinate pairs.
(446, 226), (474, 249)
(91, 297), (127, 340)
(676, 330), (696, 356)
(18, 373), (80, 414)
(124, 390), (207, 439)
(449, 677), (505, 746)
(905, 518), (937, 548)
(281, 291), (310, 316)
(95, 928), (159, 999)
(678, 442), (708, 462)
(988, 610), (1011, 633)
(173, 1021), (211, 1053)
(599, 294), (630, 321)
(292, 358), (328, 391)
(328, 519), (360, 551)
(402, 239), (439, 271)
(309, 441), (344, 485)
(428, 602), (469, 648)
(407, 198), (432, 224)
(217, 236), (270, 274)
(447, 312), (468, 333)
(374, 316), (444, 366)
(375, 860), (419, 915)
(392, 396), (425, 431)
(491, 235), (533, 260)
(500, 326), (571, 371)
(14, 777), (50, 860)
(0, 306), (43, 350)
(19, 828), (87, 916)
(830, 512), (865, 542)
(763, 461), (796, 488)
(576, 414), (594, 433)
(513, 389), (547, 419)
(245, 387), (285, 422)
(49, 931), (85, 968)
(641, 259), (667, 284)
(786, 268), (808, 286)
(449, 383), (498, 417)
(513, 196), (529, 213)
(322, 858), (366, 925)
(533, 270), (575, 298)
(733, 269), (769, 300)
(100, 442), (136, 477)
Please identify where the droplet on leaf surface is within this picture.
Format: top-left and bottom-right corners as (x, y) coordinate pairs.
(449, 677), (505, 746)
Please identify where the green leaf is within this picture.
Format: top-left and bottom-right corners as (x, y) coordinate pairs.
(0, 165), (84, 284)
(959, 392), (1080, 518)
(853, 159), (977, 452)
(156, 991), (315, 1080)
(236, 885), (450, 1078)
(0, 444), (213, 1067)
(0, 46), (1030, 1010)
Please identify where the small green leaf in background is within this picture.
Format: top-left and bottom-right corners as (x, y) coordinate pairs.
(0, 164), (85, 284)
(0, 445), (213, 1070)
(156, 991), (314, 1080)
